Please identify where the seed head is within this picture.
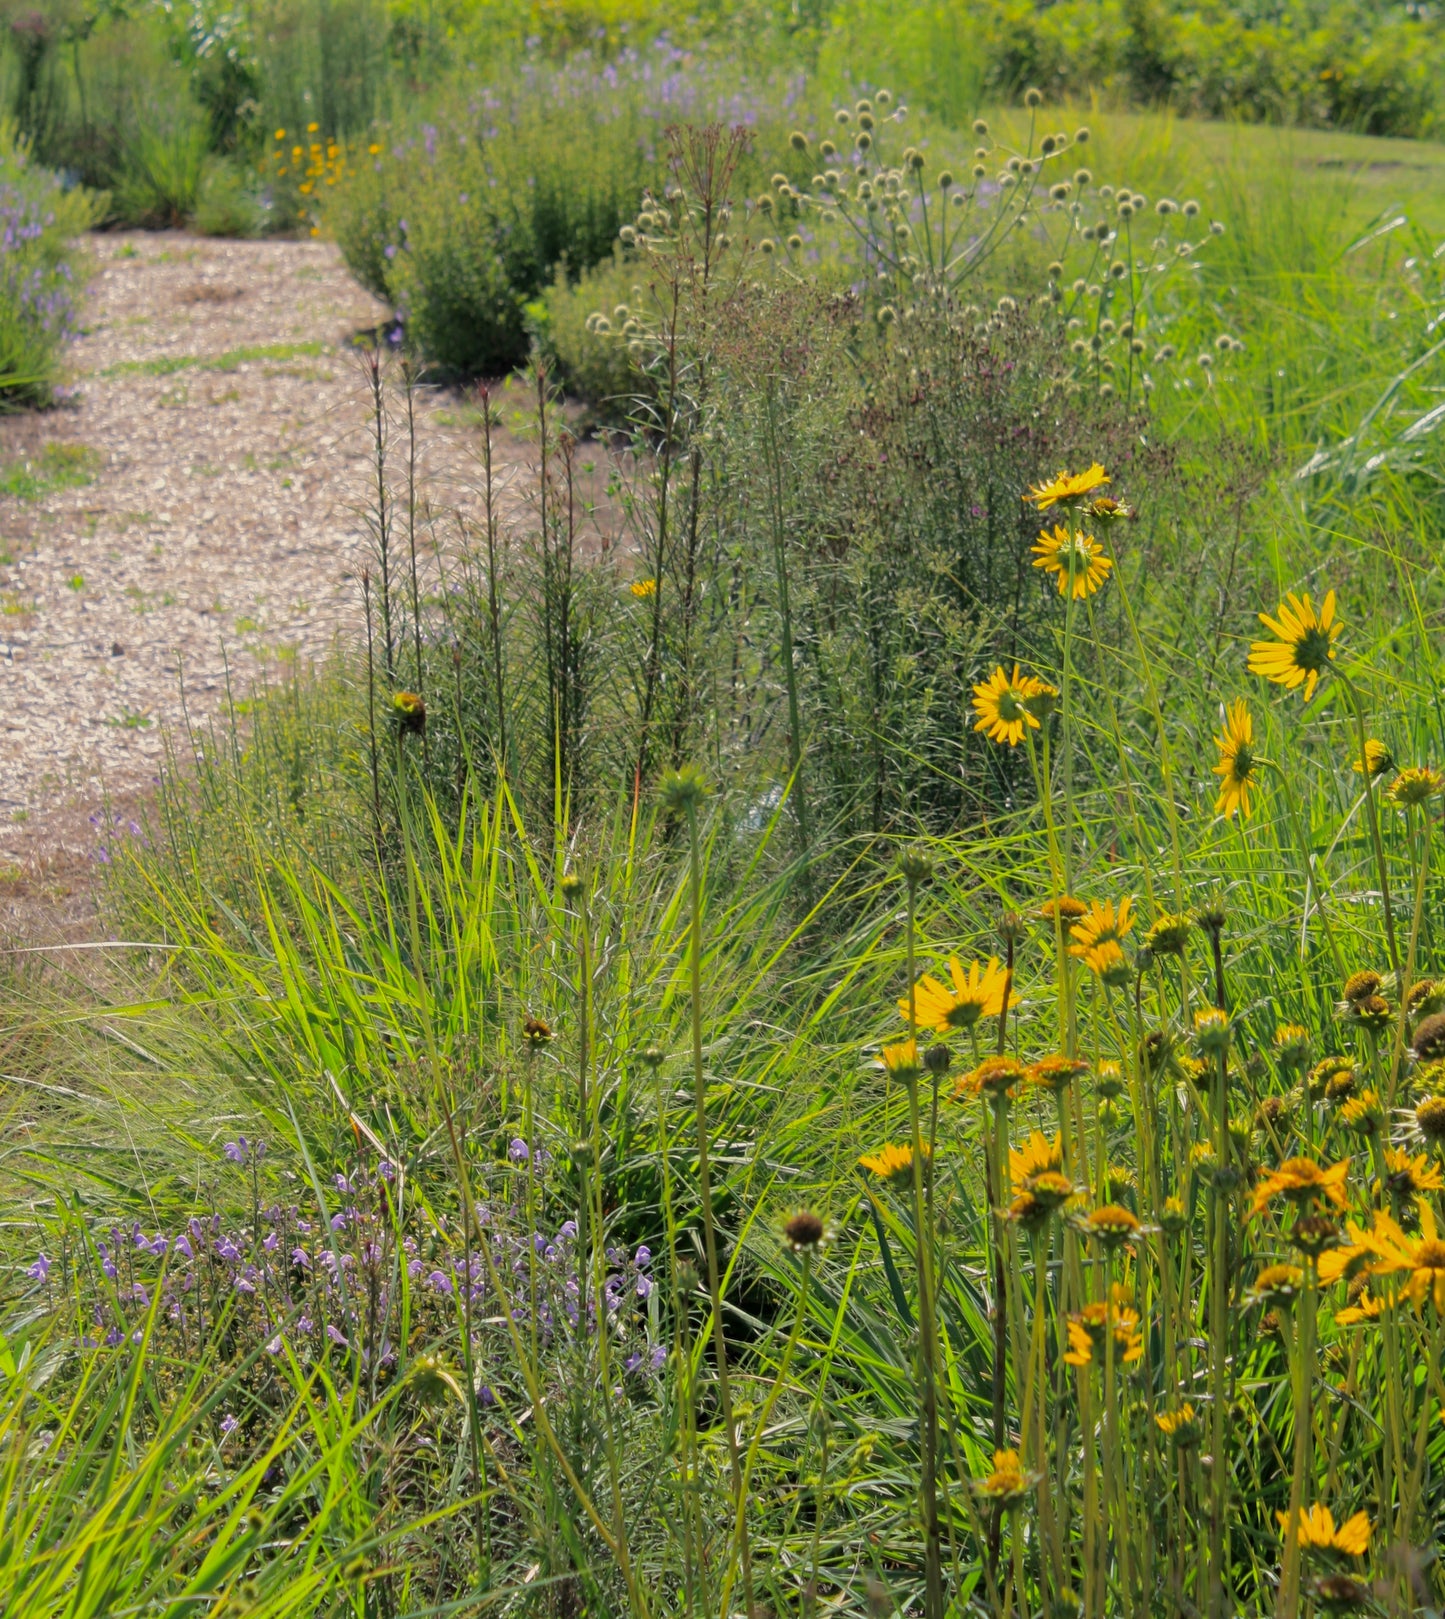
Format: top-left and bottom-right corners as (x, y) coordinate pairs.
(659, 764), (708, 814)
(1414, 1012), (1445, 1062)
(896, 845), (934, 885)
(782, 1209), (827, 1254)
(1024, 87), (1043, 108)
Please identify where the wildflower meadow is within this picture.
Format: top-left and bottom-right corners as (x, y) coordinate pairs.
(6, 7), (1445, 1619)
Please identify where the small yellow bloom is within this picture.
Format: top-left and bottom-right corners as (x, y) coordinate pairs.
(1031, 524), (1113, 599)
(901, 956), (1017, 1032)
(1249, 1156), (1350, 1218)
(1247, 590), (1342, 702)
(1380, 1147), (1445, 1203)
(1213, 698), (1259, 819)
(307, 121), (319, 133)
(1276, 1503), (1371, 1557)
(1358, 1202), (1445, 1312)
(274, 128), (286, 140)
(1062, 1289), (1144, 1364)
(859, 1141), (928, 1184)
(630, 577), (657, 599)
(973, 1448), (1037, 1503)
(955, 1054), (1026, 1100)
(1009, 1130), (1063, 1186)
(369, 142), (383, 155)
(1352, 738), (1393, 778)
(972, 664), (1044, 747)
(1386, 766), (1445, 810)
(1081, 1204), (1141, 1247)
(1068, 896), (1135, 957)
(1155, 1402), (1199, 1442)
(1023, 463), (1110, 510)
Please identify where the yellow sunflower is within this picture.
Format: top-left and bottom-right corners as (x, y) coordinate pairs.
(1031, 525), (1113, 599)
(1276, 1504), (1371, 1557)
(1249, 1155), (1351, 1218)
(972, 664), (1043, 747)
(901, 956), (1017, 1032)
(1067, 896), (1135, 957)
(1009, 1130), (1063, 1185)
(1023, 462), (1111, 510)
(1213, 698), (1259, 820)
(1360, 1202), (1445, 1312)
(1351, 738), (1393, 779)
(1247, 590), (1342, 701)
(859, 1141), (929, 1184)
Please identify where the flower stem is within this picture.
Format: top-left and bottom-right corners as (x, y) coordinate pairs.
(684, 798), (752, 1617)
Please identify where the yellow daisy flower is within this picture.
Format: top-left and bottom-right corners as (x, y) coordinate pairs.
(1213, 698), (1259, 819)
(1009, 1130), (1063, 1185)
(901, 956), (1017, 1033)
(1247, 590), (1342, 701)
(972, 664), (1043, 746)
(973, 1448), (1038, 1504)
(1068, 896), (1135, 957)
(1031, 525), (1113, 599)
(1023, 462), (1110, 510)
(1276, 1503), (1372, 1557)
(859, 1141), (929, 1184)
(1386, 766), (1445, 810)
(1249, 1155), (1350, 1218)
(1351, 738), (1393, 778)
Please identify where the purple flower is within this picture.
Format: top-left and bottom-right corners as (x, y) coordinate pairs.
(27, 1253), (49, 1282)
(223, 1138), (248, 1163)
(326, 1324), (348, 1347)
(220, 1414), (239, 1436)
(478, 1384), (496, 1406)
(427, 1270), (452, 1294)
(291, 1247), (310, 1268)
(267, 1336), (283, 1355)
(634, 1245), (651, 1267)
(174, 1236), (193, 1259)
(636, 1274), (653, 1299)
(650, 1343), (667, 1370)
(508, 1138), (530, 1163)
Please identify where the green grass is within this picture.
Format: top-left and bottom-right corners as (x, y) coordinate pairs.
(99, 342), (328, 379)
(0, 444), (101, 502)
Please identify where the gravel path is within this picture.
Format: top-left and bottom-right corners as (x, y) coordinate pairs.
(0, 231), (533, 930)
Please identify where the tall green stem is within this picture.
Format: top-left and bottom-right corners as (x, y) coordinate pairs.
(904, 872), (945, 1619)
(1339, 669), (1398, 973)
(684, 799), (753, 1615)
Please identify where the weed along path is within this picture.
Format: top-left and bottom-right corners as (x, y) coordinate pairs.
(0, 231), (529, 928)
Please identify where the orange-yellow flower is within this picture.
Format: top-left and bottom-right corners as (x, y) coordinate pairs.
(972, 664), (1044, 747)
(1213, 698), (1259, 820)
(1031, 524), (1113, 599)
(1247, 590), (1342, 702)
(1249, 1156), (1350, 1218)
(1068, 896), (1135, 957)
(901, 956), (1017, 1032)
(1276, 1503), (1371, 1557)
(1023, 463), (1110, 510)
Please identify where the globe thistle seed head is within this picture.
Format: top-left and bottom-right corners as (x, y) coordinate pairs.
(1024, 87), (1043, 108)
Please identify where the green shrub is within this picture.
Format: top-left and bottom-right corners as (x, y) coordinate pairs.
(193, 154), (263, 236)
(529, 250), (654, 419)
(111, 88), (209, 227)
(0, 121), (98, 406)
(325, 46), (804, 374)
